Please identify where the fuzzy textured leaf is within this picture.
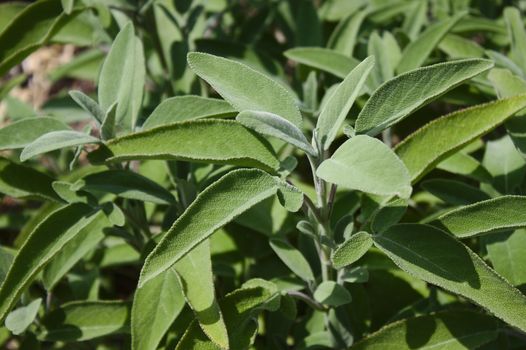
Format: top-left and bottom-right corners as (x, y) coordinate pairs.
(332, 232), (373, 269)
(0, 117), (70, 150)
(269, 238), (315, 282)
(284, 47), (359, 79)
(373, 224), (526, 332)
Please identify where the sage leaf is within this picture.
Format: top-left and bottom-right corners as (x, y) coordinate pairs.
(5, 298), (42, 335)
(142, 96), (236, 130)
(98, 22), (145, 132)
(317, 135), (412, 198)
(0, 0), (71, 76)
(39, 301), (130, 341)
(437, 151), (492, 183)
(42, 210), (112, 290)
(316, 56), (374, 150)
(485, 229), (526, 287)
(0, 204), (102, 322)
(352, 310), (498, 350)
(422, 179), (490, 205)
(94, 119), (280, 172)
(188, 52), (302, 128)
(331, 232), (373, 269)
(237, 110), (317, 156)
(504, 7), (526, 74)
(175, 240), (228, 349)
(373, 224), (526, 332)
(0, 157), (60, 202)
(313, 281), (352, 307)
(20, 130), (100, 162)
(355, 59), (494, 136)
(0, 117), (70, 150)
(69, 90), (105, 124)
(433, 196), (526, 238)
(139, 169), (300, 287)
(100, 102), (117, 141)
(395, 94), (526, 182)
(78, 170), (175, 205)
(328, 10), (367, 55)
(284, 47), (360, 79)
(269, 238), (315, 282)
(396, 12), (466, 73)
(132, 267), (184, 350)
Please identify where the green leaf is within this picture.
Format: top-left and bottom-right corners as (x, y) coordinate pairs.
(269, 238), (315, 282)
(100, 102), (117, 141)
(5, 298), (42, 335)
(78, 170), (175, 205)
(396, 12), (466, 73)
(0, 117), (70, 150)
(93, 119), (280, 172)
(437, 151), (492, 183)
(176, 279), (280, 350)
(237, 110), (316, 156)
(433, 196), (526, 238)
(401, 0), (427, 40)
(504, 7), (526, 74)
(0, 204), (102, 322)
(142, 96), (236, 130)
(284, 47), (359, 79)
(69, 90), (104, 124)
(351, 310), (498, 350)
(132, 267), (185, 350)
(373, 224), (526, 332)
(175, 240), (228, 349)
(316, 56), (374, 150)
(0, 157), (60, 202)
(395, 94), (526, 182)
(355, 59), (494, 136)
(20, 130), (100, 162)
(139, 169), (299, 287)
(42, 210), (111, 290)
(422, 179), (490, 205)
(328, 10), (367, 55)
(317, 135), (412, 198)
(0, 0), (71, 76)
(39, 301), (130, 341)
(188, 52), (302, 128)
(439, 34), (485, 59)
(313, 281), (352, 307)
(98, 22), (145, 132)
(331, 232), (373, 269)
(485, 229), (526, 287)
(61, 0), (74, 14)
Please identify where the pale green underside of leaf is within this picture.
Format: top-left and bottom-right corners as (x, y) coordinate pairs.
(20, 130), (100, 162)
(188, 52), (302, 128)
(355, 58), (494, 136)
(175, 240), (228, 349)
(132, 267), (184, 350)
(5, 298), (42, 335)
(39, 301), (130, 341)
(139, 169), (300, 287)
(0, 117), (70, 150)
(397, 12), (466, 74)
(237, 110), (316, 156)
(97, 119), (280, 172)
(433, 196), (526, 238)
(269, 238), (315, 282)
(317, 135), (411, 198)
(395, 94), (526, 182)
(352, 310), (498, 350)
(284, 47), (360, 79)
(317, 56), (375, 150)
(485, 229), (526, 287)
(69, 90), (104, 124)
(0, 204), (103, 322)
(332, 231), (373, 269)
(313, 281), (352, 307)
(373, 224), (526, 332)
(0, 157), (60, 202)
(142, 96), (236, 130)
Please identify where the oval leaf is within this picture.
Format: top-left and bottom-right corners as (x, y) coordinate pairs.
(395, 94), (526, 182)
(93, 119), (280, 172)
(284, 47), (359, 79)
(188, 52), (302, 127)
(5, 298), (42, 335)
(0, 117), (70, 150)
(313, 281), (352, 307)
(317, 135), (412, 198)
(139, 169), (298, 287)
(331, 231), (373, 269)
(433, 196), (526, 238)
(269, 238), (315, 282)
(373, 224), (526, 332)
(355, 58), (494, 136)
